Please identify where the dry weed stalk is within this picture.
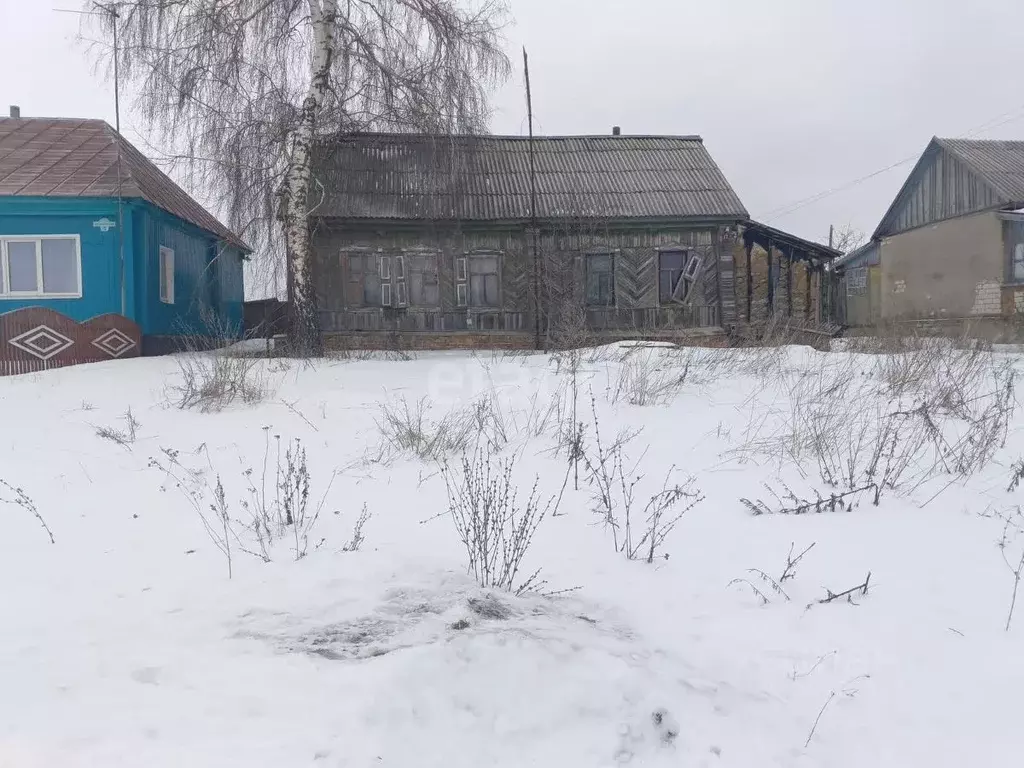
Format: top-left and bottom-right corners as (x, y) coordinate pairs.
(0, 478), (54, 544)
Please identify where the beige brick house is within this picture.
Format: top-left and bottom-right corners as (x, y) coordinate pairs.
(837, 137), (1024, 330)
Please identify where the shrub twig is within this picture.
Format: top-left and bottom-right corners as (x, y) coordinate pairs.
(0, 479), (54, 544)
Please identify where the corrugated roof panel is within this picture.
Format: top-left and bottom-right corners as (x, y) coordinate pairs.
(937, 138), (1024, 202)
(312, 133), (748, 221)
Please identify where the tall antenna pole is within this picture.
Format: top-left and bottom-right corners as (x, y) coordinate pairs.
(110, 4), (127, 317)
(524, 48), (541, 350)
(54, 4), (126, 317)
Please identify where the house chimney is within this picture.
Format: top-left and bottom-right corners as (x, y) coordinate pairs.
(612, 126), (621, 136)
(9, 105), (20, 118)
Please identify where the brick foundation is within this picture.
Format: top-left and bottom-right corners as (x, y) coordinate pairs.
(323, 328), (728, 352)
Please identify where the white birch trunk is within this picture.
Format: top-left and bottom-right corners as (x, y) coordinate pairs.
(284, 0), (339, 355)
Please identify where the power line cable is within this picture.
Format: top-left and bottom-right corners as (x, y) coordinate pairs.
(764, 103), (1024, 223)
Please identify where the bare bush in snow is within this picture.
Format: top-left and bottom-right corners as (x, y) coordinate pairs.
(1008, 458), (1024, 492)
(94, 407), (142, 450)
(989, 506), (1024, 631)
(151, 448), (237, 577)
(579, 394), (700, 560)
(341, 504), (372, 552)
(442, 451), (565, 595)
(0, 479), (54, 544)
(280, 438), (327, 560)
(780, 542), (816, 583)
(373, 396), (478, 463)
(374, 391), (553, 464)
(579, 394), (644, 551)
(623, 469), (704, 563)
(170, 319), (273, 412)
(728, 542), (815, 605)
(152, 433), (343, 573)
(733, 343), (1015, 505)
(741, 483), (875, 515)
(608, 345), (689, 407)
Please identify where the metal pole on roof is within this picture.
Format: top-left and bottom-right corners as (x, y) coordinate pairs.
(54, 3), (125, 317)
(524, 48), (541, 350)
(111, 5), (126, 317)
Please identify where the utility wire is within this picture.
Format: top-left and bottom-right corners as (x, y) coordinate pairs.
(765, 103), (1024, 223)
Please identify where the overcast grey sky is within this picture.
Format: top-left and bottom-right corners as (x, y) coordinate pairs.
(3, 0), (1024, 246)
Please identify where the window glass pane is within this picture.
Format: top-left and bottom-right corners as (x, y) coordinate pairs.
(660, 250), (686, 270)
(363, 275), (381, 305)
(0, 250), (5, 293)
(586, 254), (614, 305)
(1015, 244), (1024, 281)
(159, 248), (174, 303)
(659, 271), (676, 302)
(348, 255), (364, 279)
(7, 241), (38, 292)
(484, 275), (499, 306)
(423, 283), (440, 305)
(470, 274), (485, 305)
(41, 238), (78, 294)
(470, 255), (498, 274)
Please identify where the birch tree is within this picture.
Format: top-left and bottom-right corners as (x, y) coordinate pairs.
(86, 0), (510, 356)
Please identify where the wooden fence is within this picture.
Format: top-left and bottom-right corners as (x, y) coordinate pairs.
(0, 307), (142, 377)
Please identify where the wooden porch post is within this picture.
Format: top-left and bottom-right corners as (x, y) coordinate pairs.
(786, 249), (793, 317)
(805, 261), (812, 321)
(766, 239), (774, 316)
(745, 239), (753, 323)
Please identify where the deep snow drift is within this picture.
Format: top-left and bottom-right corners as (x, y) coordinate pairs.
(3, 342), (1024, 767)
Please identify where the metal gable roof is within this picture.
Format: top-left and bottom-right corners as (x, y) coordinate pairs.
(0, 118), (248, 251)
(936, 137), (1024, 203)
(311, 133), (749, 222)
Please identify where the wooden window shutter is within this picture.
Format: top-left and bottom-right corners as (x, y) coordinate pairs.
(395, 255), (408, 306)
(455, 255), (468, 307)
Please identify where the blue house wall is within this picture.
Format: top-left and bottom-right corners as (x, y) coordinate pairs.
(0, 197), (126, 321)
(0, 196), (244, 344)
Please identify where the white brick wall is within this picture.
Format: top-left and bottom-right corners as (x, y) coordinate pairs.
(971, 280), (1001, 316)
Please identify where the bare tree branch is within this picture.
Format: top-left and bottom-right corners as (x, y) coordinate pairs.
(85, 0), (510, 353)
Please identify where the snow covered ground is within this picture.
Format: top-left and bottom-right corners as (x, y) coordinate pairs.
(3, 341), (1024, 767)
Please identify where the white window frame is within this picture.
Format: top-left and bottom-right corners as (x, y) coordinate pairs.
(159, 246), (175, 304)
(0, 235), (83, 299)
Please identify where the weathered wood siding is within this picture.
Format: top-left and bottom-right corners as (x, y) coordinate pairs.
(310, 221), (726, 334)
(876, 144), (1001, 238)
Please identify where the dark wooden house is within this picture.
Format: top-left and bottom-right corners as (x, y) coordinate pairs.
(306, 132), (835, 349)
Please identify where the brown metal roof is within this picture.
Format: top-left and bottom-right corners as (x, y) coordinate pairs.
(0, 118), (247, 250)
(936, 137), (1024, 203)
(312, 133), (749, 222)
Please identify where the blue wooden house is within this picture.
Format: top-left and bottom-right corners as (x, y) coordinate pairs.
(0, 114), (247, 365)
